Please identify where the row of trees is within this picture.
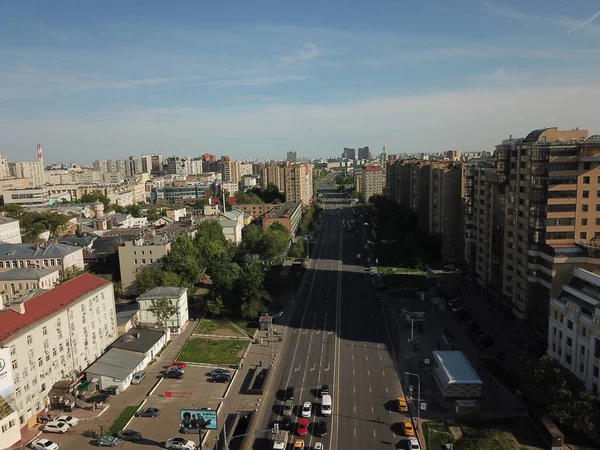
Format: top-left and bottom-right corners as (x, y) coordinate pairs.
(134, 220), (291, 320)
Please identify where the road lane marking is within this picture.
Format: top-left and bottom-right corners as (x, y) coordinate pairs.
(352, 355), (354, 360)
(354, 428), (356, 436)
(364, 343), (366, 347)
(325, 363), (330, 371)
(373, 430), (376, 437)
(310, 363), (316, 372)
(371, 406), (374, 413)
(385, 387), (388, 393)
(354, 406), (356, 412)
(295, 364), (301, 372)
(377, 344), (381, 348)
(382, 370), (385, 376)
(367, 370), (370, 376)
(320, 355), (323, 366)
(353, 386), (355, 392)
(380, 356), (383, 361)
(365, 356), (368, 361)
(352, 370), (355, 375)
(369, 387), (372, 392)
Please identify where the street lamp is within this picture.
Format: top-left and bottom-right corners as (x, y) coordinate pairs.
(401, 309), (414, 345)
(404, 371), (421, 430)
(428, 429), (454, 449)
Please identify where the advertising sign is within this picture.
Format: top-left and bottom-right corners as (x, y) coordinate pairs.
(180, 409), (218, 430)
(0, 348), (16, 399)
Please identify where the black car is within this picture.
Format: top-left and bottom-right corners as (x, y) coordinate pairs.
(280, 417), (292, 431)
(317, 420), (328, 437)
(212, 374), (230, 383)
(117, 429), (142, 442)
(319, 384), (329, 397)
(284, 386), (295, 400)
(165, 369), (184, 379)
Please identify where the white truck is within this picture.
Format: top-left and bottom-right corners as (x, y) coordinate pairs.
(272, 430), (289, 450)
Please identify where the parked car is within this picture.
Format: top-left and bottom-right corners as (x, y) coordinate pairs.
(396, 397), (408, 412)
(43, 421), (70, 434)
(402, 420), (415, 437)
(211, 374), (230, 383)
(407, 437), (421, 450)
(210, 368), (232, 377)
(165, 437), (196, 450)
(282, 400), (293, 416)
(316, 420), (328, 437)
(135, 407), (161, 417)
(165, 369), (184, 379)
(97, 435), (122, 447)
(55, 416), (79, 427)
(313, 443), (323, 450)
(285, 386), (295, 400)
(297, 418), (309, 436)
(117, 429), (142, 442)
(293, 440), (305, 450)
(301, 402), (312, 418)
(131, 371), (146, 384)
(280, 417), (292, 431)
(170, 361), (187, 370)
(319, 384), (329, 397)
(31, 439), (59, 450)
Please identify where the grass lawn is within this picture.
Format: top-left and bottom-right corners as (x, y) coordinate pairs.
(195, 318), (244, 337)
(179, 338), (248, 365)
(233, 320), (258, 336)
(107, 406), (139, 435)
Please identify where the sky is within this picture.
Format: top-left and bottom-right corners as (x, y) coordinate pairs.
(1, 0), (600, 164)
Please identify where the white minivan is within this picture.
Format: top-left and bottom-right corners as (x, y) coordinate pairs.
(321, 394), (332, 416)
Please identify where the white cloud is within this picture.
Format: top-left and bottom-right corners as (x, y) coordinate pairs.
(481, 0), (528, 21)
(562, 10), (600, 35)
(280, 43), (324, 63)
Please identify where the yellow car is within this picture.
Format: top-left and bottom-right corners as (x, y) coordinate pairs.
(402, 419), (415, 437)
(396, 397), (408, 412)
(294, 440), (305, 449)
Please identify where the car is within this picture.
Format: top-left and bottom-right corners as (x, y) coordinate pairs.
(314, 443), (323, 450)
(316, 420), (328, 437)
(43, 421), (70, 433)
(170, 361), (187, 370)
(210, 368), (232, 377)
(396, 397), (408, 412)
(131, 370), (146, 384)
(319, 384), (329, 397)
(97, 435), (122, 447)
(165, 437), (196, 450)
(407, 437), (421, 450)
(211, 374), (230, 383)
(297, 418), (309, 436)
(282, 400), (293, 416)
(31, 439), (60, 450)
(117, 429), (142, 442)
(285, 386), (295, 400)
(402, 419), (415, 437)
(165, 369), (184, 379)
(301, 401), (312, 418)
(55, 415), (79, 427)
(135, 407), (161, 417)
(293, 440), (305, 450)
(280, 417), (292, 431)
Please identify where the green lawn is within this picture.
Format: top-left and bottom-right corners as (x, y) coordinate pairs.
(195, 318), (244, 337)
(233, 320), (258, 336)
(107, 406), (139, 435)
(179, 338), (248, 365)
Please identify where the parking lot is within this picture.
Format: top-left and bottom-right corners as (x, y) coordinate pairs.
(32, 365), (234, 450)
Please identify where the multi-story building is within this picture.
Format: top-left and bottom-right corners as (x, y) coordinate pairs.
(234, 203), (278, 217)
(140, 154), (152, 174)
(12, 162), (44, 188)
(358, 146), (370, 160)
(2, 188), (49, 206)
(353, 169), (363, 195)
(0, 267), (61, 302)
(287, 151), (297, 163)
(261, 202), (302, 236)
(0, 274), (117, 435)
(136, 287), (189, 334)
(220, 161), (249, 184)
(118, 236), (172, 293)
(284, 163), (313, 206)
(361, 165), (384, 202)
(0, 242), (84, 277)
(151, 155), (164, 174)
(0, 218), (22, 244)
(260, 163), (285, 190)
(108, 189), (134, 207)
(548, 267), (600, 397)
(342, 148), (356, 160)
(151, 184), (209, 205)
(217, 209), (245, 244)
(202, 154), (217, 162)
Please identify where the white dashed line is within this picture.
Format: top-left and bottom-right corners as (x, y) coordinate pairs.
(354, 428), (357, 436)
(353, 386), (356, 392)
(365, 356), (368, 361)
(352, 355), (354, 360)
(369, 387), (372, 393)
(354, 406), (356, 412)
(371, 406), (374, 413)
(367, 370), (370, 376)
(380, 356), (382, 361)
(382, 371), (385, 376)
(373, 430), (376, 437)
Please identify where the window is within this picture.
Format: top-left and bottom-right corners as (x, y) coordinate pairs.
(42, 326), (47, 336)
(12, 360), (17, 369)
(597, 190), (600, 198)
(595, 338), (600, 358)
(582, 204), (589, 212)
(583, 327), (587, 337)
(13, 372), (19, 383)
(28, 349), (34, 364)
(566, 354), (572, 364)
(580, 232), (587, 239)
(56, 318), (61, 328)
(553, 327), (557, 336)
(596, 218), (600, 226)
(52, 348), (57, 357)
(595, 366), (599, 378)
(38, 358), (43, 367)
(597, 205), (600, 212)
(567, 320), (573, 330)
(26, 335), (32, 345)
(581, 363), (585, 373)
(582, 218), (588, 226)
(59, 343), (63, 353)
(581, 345), (586, 355)
(584, 176), (590, 184)
(134, 259), (138, 265)
(584, 162), (591, 170)
(567, 337), (573, 347)
(10, 345), (15, 356)
(583, 191), (590, 198)
(559, 330), (563, 339)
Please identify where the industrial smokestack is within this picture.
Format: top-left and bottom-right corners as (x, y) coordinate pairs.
(37, 144), (44, 164)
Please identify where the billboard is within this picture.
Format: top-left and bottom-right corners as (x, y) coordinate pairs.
(0, 348), (16, 399)
(180, 409), (218, 430)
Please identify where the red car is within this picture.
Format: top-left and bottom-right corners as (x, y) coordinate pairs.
(170, 361), (187, 369)
(297, 418), (308, 436)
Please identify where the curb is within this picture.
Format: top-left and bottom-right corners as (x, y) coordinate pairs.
(222, 370), (238, 399)
(122, 399), (146, 430)
(147, 378), (164, 397)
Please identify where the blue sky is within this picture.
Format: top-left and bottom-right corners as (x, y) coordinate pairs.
(1, 0), (599, 164)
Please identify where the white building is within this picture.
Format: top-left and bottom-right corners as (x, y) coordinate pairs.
(0, 274), (117, 436)
(108, 189), (134, 207)
(2, 188), (49, 206)
(136, 287), (189, 334)
(432, 350), (483, 398)
(0, 243), (84, 278)
(217, 209), (245, 244)
(0, 218), (22, 244)
(13, 162), (44, 188)
(548, 267), (600, 397)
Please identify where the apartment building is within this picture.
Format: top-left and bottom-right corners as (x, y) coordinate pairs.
(0, 243), (84, 277)
(284, 163), (313, 206)
(342, 148), (356, 160)
(118, 236), (172, 293)
(220, 160), (240, 183)
(234, 203), (278, 217)
(151, 184), (210, 205)
(287, 151), (297, 163)
(0, 218), (22, 244)
(548, 267), (600, 397)
(262, 202), (302, 236)
(0, 267), (61, 302)
(361, 165), (384, 203)
(358, 147), (370, 160)
(108, 189), (133, 207)
(260, 163), (284, 190)
(12, 162), (44, 188)
(0, 274), (117, 436)
(136, 287), (189, 334)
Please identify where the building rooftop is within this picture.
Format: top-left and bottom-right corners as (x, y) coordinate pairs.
(0, 274), (110, 343)
(110, 327), (166, 354)
(432, 351), (483, 385)
(85, 348), (146, 380)
(137, 286), (187, 300)
(221, 209), (244, 220)
(0, 242), (82, 260)
(0, 217), (18, 225)
(0, 267), (60, 281)
(264, 202), (301, 219)
(56, 235), (96, 248)
(364, 165), (383, 171)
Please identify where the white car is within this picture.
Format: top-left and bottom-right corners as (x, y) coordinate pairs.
(31, 439), (60, 450)
(407, 437), (421, 450)
(165, 437), (196, 450)
(314, 443), (323, 450)
(301, 401), (312, 418)
(55, 415), (79, 427)
(43, 421), (70, 434)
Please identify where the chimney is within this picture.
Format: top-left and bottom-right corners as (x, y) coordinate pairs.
(9, 301), (26, 315)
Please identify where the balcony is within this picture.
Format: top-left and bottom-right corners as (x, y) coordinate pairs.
(530, 176), (546, 189)
(530, 149), (549, 162)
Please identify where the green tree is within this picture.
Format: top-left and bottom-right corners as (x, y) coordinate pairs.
(135, 267), (184, 293)
(147, 298), (178, 329)
(145, 206), (163, 221)
(261, 222), (290, 263)
(61, 266), (86, 283)
(206, 296), (227, 316)
(80, 190), (110, 209)
(196, 220), (227, 243)
(124, 204), (143, 218)
(236, 262), (264, 305)
(163, 235), (204, 285)
(111, 204), (125, 213)
(289, 240), (306, 258)
(2, 204), (25, 219)
(240, 224), (265, 260)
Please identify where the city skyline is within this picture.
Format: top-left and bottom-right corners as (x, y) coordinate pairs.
(1, 0), (600, 163)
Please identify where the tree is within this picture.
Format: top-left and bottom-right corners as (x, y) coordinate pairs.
(61, 266), (86, 283)
(145, 206), (163, 222)
(261, 222), (290, 263)
(289, 240), (306, 258)
(206, 296), (227, 316)
(125, 204), (143, 218)
(80, 190), (110, 209)
(135, 267), (183, 293)
(240, 224), (265, 260)
(162, 235), (204, 285)
(147, 298), (178, 329)
(196, 220), (227, 243)
(2, 204), (25, 220)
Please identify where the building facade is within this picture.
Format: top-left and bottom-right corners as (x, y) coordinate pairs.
(361, 165), (384, 202)
(0, 243), (84, 278)
(12, 162), (44, 188)
(118, 237), (172, 293)
(136, 287), (189, 334)
(262, 202), (302, 236)
(2, 188), (49, 206)
(284, 163), (313, 206)
(0, 267), (61, 302)
(0, 218), (22, 244)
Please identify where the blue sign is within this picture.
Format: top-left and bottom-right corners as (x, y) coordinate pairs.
(180, 409), (218, 430)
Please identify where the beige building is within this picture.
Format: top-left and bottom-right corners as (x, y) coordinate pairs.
(108, 188), (134, 207)
(2, 188), (49, 206)
(12, 162), (44, 188)
(0, 267), (61, 301)
(260, 163), (285, 190)
(217, 209), (245, 244)
(361, 165), (384, 203)
(220, 161), (243, 183)
(548, 267), (600, 397)
(0, 178), (33, 202)
(284, 163), (313, 206)
(262, 202), (302, 236)
(0, 217), (22, 244)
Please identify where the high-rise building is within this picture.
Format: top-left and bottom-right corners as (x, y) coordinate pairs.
(343, 148), (356, 159)
(284, 163), (313, 206)
(287, 151), (297, 163)
(358, 147), (370, 160)
(467, 128), (600, 343)
(93, 160), (108, 172)
(446, 150), (462, 161)
(151, 155), (164, 173)
(260, 163), (284, 190)
(13, 161), (44, 187)
(141, 154), (153, 173)
(220, 160), (244, 183)
(0, 154), (10, 179)
(361, 165), (384, 202)
(202, 154), (217, 162)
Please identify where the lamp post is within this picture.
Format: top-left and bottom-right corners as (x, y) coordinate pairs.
(428, 428), (454, 449)
(404, 371), (421, 430)
(401, 309), (415, 346)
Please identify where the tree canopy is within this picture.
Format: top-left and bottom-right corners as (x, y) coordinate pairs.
(248, 184), (285, 203)
(147, 298), (178, 329)
(135, 267), (185, 293)
(112, 204), (143, 217)
(80, 190), (110, 209)
(3, 205), (70, 243)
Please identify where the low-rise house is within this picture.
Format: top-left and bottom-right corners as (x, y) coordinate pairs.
(0, 242), (84, 278)
(0, 267), (61, 302)
(217, 209), (245, 244)
(136, 287), (189, 334)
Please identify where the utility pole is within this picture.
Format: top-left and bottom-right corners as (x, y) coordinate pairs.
(405, 372), (421, 430)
